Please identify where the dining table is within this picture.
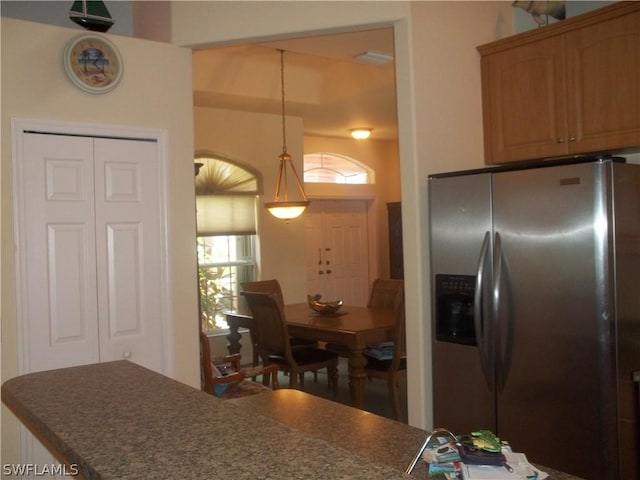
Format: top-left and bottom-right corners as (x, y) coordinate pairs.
(225, 302), (396, 409)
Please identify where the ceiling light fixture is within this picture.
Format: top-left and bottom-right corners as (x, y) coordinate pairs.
(350, 128), (373, 140)
(265, 50), (310, 222)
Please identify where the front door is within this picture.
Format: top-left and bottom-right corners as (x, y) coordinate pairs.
(305, 200), (369, 306)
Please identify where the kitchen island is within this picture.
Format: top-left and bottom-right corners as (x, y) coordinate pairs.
(1, 361), (583, 479)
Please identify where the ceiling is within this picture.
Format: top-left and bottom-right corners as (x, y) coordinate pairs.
(192, 27), (398, 141)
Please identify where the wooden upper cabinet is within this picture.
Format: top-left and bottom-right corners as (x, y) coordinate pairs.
(566, 9), (640, 154)
(480, 35), (568, 163)
(479, 2), (640, 165)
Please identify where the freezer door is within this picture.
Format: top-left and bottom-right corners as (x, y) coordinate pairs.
(429, 173), (495, 435)
(492, 161), (616, 479)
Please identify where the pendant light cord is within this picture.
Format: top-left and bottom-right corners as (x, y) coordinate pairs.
(279, 49), (287, 154)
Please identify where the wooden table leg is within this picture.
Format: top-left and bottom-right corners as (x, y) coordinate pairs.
(348, 349), (368, 409)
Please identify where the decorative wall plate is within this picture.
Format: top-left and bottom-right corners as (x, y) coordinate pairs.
(63, 34), (123, 94)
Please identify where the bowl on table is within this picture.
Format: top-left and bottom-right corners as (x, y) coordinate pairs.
(307, 294), (343, 315)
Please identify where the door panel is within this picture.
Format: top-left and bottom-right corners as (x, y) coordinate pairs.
(94, 138), (164, 371)
(305, 200), (369, 306)
(492, 163), (611, 478)
(482, 35), (568, 163)
(429, 173), (495, 435)
(305, 203), (324, 297)
(566, 10), (640, 153)
(22, 133), (100, 372)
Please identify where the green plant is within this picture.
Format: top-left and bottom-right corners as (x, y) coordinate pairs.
(198, 265), (234, 331)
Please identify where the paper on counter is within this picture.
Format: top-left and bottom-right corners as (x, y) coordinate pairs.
(462, 452), (548, 480)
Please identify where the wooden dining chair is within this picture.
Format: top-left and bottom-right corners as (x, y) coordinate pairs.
(242, 291), (339, 399)
(367, 278), (404, 309)
(241, 280), (318, 374)
(364, 291), (407, 422)
(326, 278), (404, 358)
(199, 331), (279, 399)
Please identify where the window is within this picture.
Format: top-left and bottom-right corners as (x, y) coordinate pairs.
(303, 152), (373, 184)
(197, 235), (255, 331)
(195, 153), (261, 332)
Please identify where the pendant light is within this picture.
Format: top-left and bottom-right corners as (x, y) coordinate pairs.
(265, 49), (310, 221)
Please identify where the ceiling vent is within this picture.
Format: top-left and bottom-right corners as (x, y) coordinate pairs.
(353, 51), (394, 65)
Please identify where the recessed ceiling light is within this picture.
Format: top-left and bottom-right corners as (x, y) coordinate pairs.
(350, 128), (373, 140)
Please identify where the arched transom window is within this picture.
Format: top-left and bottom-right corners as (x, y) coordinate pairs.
(303, 152), (373, 184)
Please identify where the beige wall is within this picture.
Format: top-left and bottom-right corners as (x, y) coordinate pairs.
(194, 105), (401, 300)
(1, 17), (199, 464)
(194, 106), (309, 302)
(0, 5), (513, 465)
(173, 0), (512, 430)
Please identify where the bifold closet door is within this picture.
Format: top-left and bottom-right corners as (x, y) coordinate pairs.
(93, 137), (164, 371)
(22, 133), (101, 371)
(19, 133), (164, 374)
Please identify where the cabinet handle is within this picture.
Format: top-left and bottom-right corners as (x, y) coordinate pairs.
(568, 136), (576, 142)
(556, 137), (565, 144)
(318, 270), (324, 275)
(326, 269), (332, 274)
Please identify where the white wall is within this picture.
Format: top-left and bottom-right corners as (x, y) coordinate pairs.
(173, 0), (512, 430)
(1, 17), (199, 465)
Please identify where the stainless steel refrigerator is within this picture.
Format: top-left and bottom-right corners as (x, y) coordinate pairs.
(428, 157), (639, 480)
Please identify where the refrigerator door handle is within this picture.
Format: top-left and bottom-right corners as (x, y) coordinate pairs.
(474, 231), (494, 390)
(493, 232), (512, 393)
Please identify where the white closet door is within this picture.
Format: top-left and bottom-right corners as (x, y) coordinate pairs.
(18, 133), (164, 374)
(22, 133), (100, 371)
(93, 138), (164, 370)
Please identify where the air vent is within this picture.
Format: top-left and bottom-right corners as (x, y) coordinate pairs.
(353, 51), (394, 65)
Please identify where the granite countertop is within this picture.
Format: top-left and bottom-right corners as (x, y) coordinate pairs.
(1, 361), (584, 479)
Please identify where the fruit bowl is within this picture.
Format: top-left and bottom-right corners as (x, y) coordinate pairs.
(307, 294), (343, 314)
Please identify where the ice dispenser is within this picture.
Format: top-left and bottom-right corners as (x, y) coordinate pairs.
(435, 274), (476, 345)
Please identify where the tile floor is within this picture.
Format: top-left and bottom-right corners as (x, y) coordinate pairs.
(275, 357), (408, 423)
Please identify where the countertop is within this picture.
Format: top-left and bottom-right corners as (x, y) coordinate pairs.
(2, 361), (584, 479)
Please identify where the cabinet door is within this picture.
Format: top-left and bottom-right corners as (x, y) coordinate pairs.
(481, 35), (568, 164)
(566, 10), (640, 154)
